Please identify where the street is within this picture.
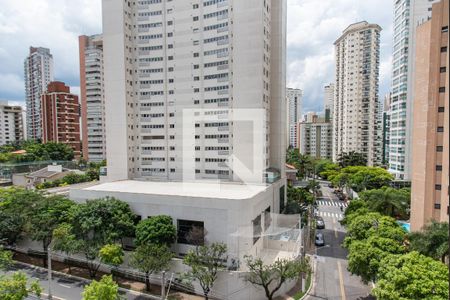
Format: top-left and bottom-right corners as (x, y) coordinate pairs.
(1, 262), (156, 300)
(305, 182), (374, 300)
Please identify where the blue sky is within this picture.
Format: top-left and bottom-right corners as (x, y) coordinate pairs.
(0, 0), (393, 114)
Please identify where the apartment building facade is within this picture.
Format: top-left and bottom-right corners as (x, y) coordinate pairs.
(0, 102), (24, 146)
(333, 21), (382, 166)
(41, 81), (81, 156)
(79, 35), (107, 162)
(102, 0), (286, 183)
(286, 88), (302, 148)
(411, 0), (449, 231)
(388, 0), (440, 180)
(298, 113), (332, 159)
(323, 83), (334, 121)
(24, 47), (54, 140)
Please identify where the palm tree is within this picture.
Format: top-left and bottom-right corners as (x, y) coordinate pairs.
(408, 221), (449, 263)
(337, 151), (367, 168)
(359, 186), (410, 219)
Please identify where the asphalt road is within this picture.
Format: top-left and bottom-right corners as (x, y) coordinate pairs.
(306, 183), (374, 300)
(1, 263), (156, 300)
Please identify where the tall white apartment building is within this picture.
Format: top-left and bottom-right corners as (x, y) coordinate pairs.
(388, 0), (439, 180)
(323, 83), (334, 120)
(0, 102), (24, 146)
(102, 0), (287, 183)
(79, 35), (107, 162)
(333, 21), (382, 166)
(24, 47), (54, 140)
(286, 88), (302, 148)
(298, 113), (332, 159)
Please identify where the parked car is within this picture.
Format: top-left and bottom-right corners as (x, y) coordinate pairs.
(316, 217), (325, 229)
(315, 233), (325, 246)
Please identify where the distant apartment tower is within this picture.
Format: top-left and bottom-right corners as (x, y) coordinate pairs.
(286, 88), (302, 148)
(333, 21), (382, 166)
(41, 81), (81, 156)
(0, 102), (24, 146)
(102, 0), (286, 182)
(79, 35), (106, 162)
(388, 0), (441, 180)
(24, 47), (54, 141)
(410, 0), (448, 231)
(382, 93), (391, 166)
(298, 112), (332, 159)
(323, 83), (334, 121)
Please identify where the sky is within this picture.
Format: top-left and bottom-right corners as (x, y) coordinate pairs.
(0, 0), (393, 113)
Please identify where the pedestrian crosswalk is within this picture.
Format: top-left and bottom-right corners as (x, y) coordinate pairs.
(317, 211), (344, 219)
(316, 200), (348, 208)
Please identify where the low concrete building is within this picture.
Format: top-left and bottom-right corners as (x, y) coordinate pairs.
(285, 163), (298, 185)
(13, 164), (72, 188)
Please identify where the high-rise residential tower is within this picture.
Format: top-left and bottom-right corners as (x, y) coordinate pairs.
(333, 21), (382, 166)
(323, 83), (334, 121)
(410, 0), (448, 231)
(298, 112), (332, 160)
(79, 35), (106, 162)
(0, 102), (24, 146)
(41, 81), (81, 157)
(102, 0), (287, 183)
(286, 88), (302, 148)
(388, 0), (440, 180)
(24, 47), (54, 140)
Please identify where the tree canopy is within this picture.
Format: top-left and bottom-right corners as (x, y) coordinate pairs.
(358, 186), (410, 219)
(0, 272), (42, 300)
(337, 151), (367, 168)
(408, 221), (449, 263)
(82, 275), (120, 300)
(135, 215), (177, 247)
(372, 251), (448, 300)
(0, 141), (74, 163)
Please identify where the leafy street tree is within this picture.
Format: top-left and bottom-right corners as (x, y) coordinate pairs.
(0, 272), (42, 300)
(63, 198), (136, 278)
(27, 195), (75, 267)
(82, 275), (121, 300)
(0, 247), (13, 270)
(284, 186), (313, 214)
(135, 215), (177, 247)
(349, 167), (394, 191)
(408, 221), (449, 263)
(99, 244), (124, 270)
(358, 187), (410, 219)
(318, 162), (340, 180)
(347, 235), (405, 283)
(340, 200), (369, 225)
(337, 151), (367, 168)
(286, 149), (312, 179)
(130, 243), (173, 292)
(245, 256), (310, 300)
(372, 251), (448, 300)
(183, 242), (227, 300)
(0, 141), (74, 163)
(52, 223), (81, 274)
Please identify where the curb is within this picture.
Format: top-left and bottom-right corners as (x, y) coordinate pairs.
(13, 261), (158, 299)
(299, 258), (316, 300)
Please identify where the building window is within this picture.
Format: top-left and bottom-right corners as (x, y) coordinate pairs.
(436, 165), (443, 171)
(435, 203), (441, 209)
(193, 16), (199, 21)
(439, 87), (445, 93)
(440, 67), (447, 73)
(279, 185), (285, 212)
(437, 146), (443, 152)
(177, 219), (205, 245)
(437, 127), (444, 132)
(438, 107), (445, 112)
(442, 26), (448, 33)
(252, 214), (261, 245)
(441, 47), (447, 53)
(435, 184), (442, 190)
(193, 4), (199, 9)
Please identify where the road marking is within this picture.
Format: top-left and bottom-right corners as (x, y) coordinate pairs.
(41, 293), (66, 300)
(337, 261), (347, 300)
(58, 283), (72, 288)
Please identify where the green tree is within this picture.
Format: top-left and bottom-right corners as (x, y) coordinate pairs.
(340, 200), (368, 225)
(349, 167), (394, 191)
(27, 195), (75, 267)
(359, 187), (410, 219)
(318, 162), (340, 180)
(135, 215), (176, 247)
(408, 221), (449, 263)
(99, 244), (124, 267)
(0, 247), (13, 270)
(284, 186), (313, 215)
(372, 251), (448, 300)
(183, 242), (227, 300)
(245, 256), (310, 300)
(52, 223), (81, 274)
(337, 151), (367, 168)
(82, 275), (121, 300)
(347, 235), (405, 283)
(0, 272), (42, 300)
(130, 243), (173, 292)
(66, 198), (136, 278)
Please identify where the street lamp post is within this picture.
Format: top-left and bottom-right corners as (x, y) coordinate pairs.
(47, 243), (53, 300)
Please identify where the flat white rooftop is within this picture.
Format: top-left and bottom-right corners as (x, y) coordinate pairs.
(80, 180), (269, 200)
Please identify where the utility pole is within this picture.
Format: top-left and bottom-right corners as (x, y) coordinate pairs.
(161, 271), (166, 300)
(47, 245), (52, 300)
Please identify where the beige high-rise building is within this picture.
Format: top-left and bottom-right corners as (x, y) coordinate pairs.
(0, 101), (24, 146)
(298, 112), (332, 160)
(102, 0), (287, 183)
(286, 88), (302, 148)
(411, 0), (449, 231)
(79, 35), (106, 162)
(333, 21), (382, 166)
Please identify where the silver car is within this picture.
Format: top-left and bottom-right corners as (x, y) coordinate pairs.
(315, 232), (325, 246)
